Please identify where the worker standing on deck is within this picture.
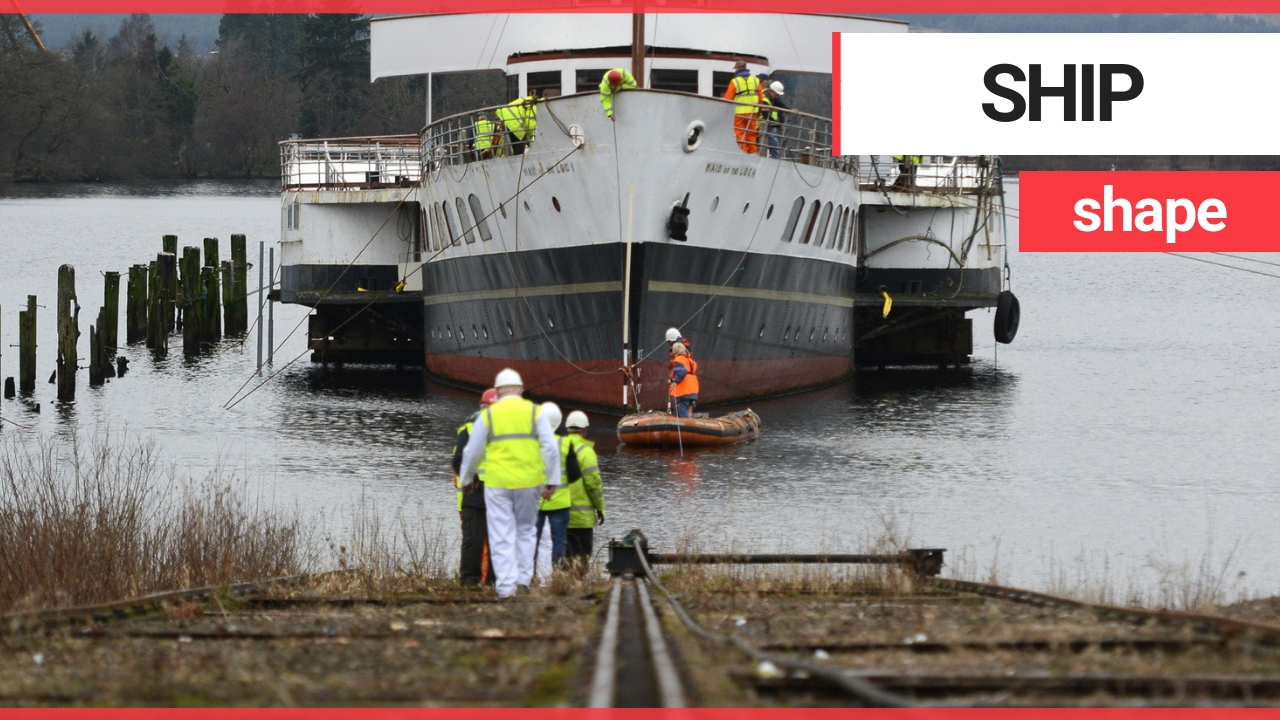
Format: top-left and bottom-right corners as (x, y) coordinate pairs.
(453, 388), (499, 586)
(892, 155), (922, 190)
(723, 60), (763, 154)
(669, 342), (699, 418)
(457, 369), (561, 597)
(761, 81), (789, 160)
(599, 68), (637, 121)
(564, 411), (605, 575)
(474, 111), (502, 160)
(494, 91), (539, 155)
(666, 327), (693, 358)
(534, 402), (570, 583)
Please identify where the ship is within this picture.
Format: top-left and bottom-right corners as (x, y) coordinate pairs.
(277, 13), (1014, 412)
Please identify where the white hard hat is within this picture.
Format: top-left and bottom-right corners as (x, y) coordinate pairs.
(540, 402), (562, 431)
(665, 327), (682, 343)
(770, 81), (784, 96)
(494, 368), (523, 389)
(566, 410), (589, 430)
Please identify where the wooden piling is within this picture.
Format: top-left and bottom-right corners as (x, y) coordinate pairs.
(56, 264), (77, 402)
(181, 247), (202, 357)
(231, 234), (248, 335)
(89, 319), (103, 387)
(221, 261), (234, 334)
(19, 295), (35, 393)
(163, 234), (179, 327)
(146, 261), (166, 353)
(127, 264), (147, 344)
(203, 238), (221, 342)
(160, 250), (178, 334)
(103, 271), (120, 357)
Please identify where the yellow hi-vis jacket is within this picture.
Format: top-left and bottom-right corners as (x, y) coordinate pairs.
(598, 69), (638, 118)
(893, 155), (923, 164)
(539, 434), (576, 512)
(482, 396), (545, 488)
(724, 74), (762, 115)
(453, 413), (483, 511)
(474, 118), (501, 153)
(494, 96), (538, 141)
(566, 434), (604, 529)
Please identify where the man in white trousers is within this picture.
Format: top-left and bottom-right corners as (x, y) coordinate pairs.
(457, 369), (561, 597)
(533, 402), (562, 586)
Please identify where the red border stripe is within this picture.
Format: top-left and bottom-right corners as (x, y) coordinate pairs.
(830, 31), (842, 157)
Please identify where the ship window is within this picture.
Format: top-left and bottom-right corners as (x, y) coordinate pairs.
(834, 207), (847, 251)
(499, 200), (508, 218)
(781, 197), (804, 242)
(712, 71), (736, 97)
(809, 328), (815, 341)
(523, 200), (532, 213)
(814, 202), (833, 247)
(758, 324), (766, 338)
(710, 196), (719, 213)
(468, 194), (493, 241)
(482, 325), (489, 338)
(442, 201), (461, 245)
(456, 198), (476, 244)
(576, 69), (611, 93)
(506, 74), (519, 102)
(766, 204), (774, 219)
(843, 208), (854, 252)
(717, 314), (724, 328)
(829, 205), (842, 248)
(431, 203), (444, 250)
(552, 197), (561, 213)
(801, 200), (821, 244)
(547, 315), (555, 328)
(848, 209), (859, 254)
(650, 68), (698, 93)
(742, 203), (750, 214)
(472, 325), (479, 338)
(506, 322), (513, 336)
(527, 71), (561, 98)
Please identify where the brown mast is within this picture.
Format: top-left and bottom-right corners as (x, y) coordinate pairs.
(631, 13), (645, 87)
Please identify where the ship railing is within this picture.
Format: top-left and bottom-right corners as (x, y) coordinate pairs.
(280, 135), (422, 190)
(418, 90), (855, 174)
(859, 155), (997, 194)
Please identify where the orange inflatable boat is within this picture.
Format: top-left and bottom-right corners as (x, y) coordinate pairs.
(616, 409), (762, 447)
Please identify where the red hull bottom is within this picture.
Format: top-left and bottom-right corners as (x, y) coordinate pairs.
(426, 353), (852, 412)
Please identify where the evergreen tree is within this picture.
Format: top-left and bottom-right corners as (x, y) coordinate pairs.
(295, 14), (370, 137)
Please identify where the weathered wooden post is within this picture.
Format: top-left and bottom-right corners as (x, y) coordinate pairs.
(19, 295), (35, 393)
(221, 260), (234, 334)
(201, 267), (218, 345)
(181, 246), (202, 356)
(203, 237), (221, 341)
(56, 265), (78, 402)
(103, 271), (120, 357)
(127, 264), (147, 344)
(231, 234), (248, 335)
(158, 252), (176, 336)
(146, 261), (166, 353)
(89, 313), (103, 387)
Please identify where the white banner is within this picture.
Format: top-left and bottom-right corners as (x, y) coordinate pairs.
(834, 33), (1280, 155)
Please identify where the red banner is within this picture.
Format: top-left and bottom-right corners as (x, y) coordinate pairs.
(1020, 171), (1280, 252)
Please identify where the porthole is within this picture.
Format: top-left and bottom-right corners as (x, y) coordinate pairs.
(547, 315), (555, 329)
(758, 324), (766, 339)
(552, 197), (561, 213)
(784, 325), (791, 340)
(716, 314), (724, 329)
(472, 325), (479, 338)
(506, 322), (514, 336)
(766, 204), (774, 220)
(447, 327), (453, 338)
(458, 326), (465, 339)
(823, 328), (829, 341)
(781, 197), (804, 242)
(456, 197), (476, 244)
(468, 194), (493, 241)
(801, 200), (821, 244)
(482, 325), (489, 339)
(809, 328), (815, 341)
(710, 196), (719, 213)
(742, 203), (750, 214)
(683, 120), (706, 153)
(829, 205), (843, 248)
(523, 200), (532, 213)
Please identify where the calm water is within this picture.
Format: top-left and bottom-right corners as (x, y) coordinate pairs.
(1, 179), (1278, 597)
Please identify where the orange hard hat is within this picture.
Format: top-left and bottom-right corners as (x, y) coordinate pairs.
(607, 69), (624, 87)
(481, 388), (498, 406)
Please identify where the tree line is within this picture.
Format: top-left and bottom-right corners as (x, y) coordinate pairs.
(0, 14), (424, 181)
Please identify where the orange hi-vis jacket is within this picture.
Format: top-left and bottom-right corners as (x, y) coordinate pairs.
(670, 354), (699, 397)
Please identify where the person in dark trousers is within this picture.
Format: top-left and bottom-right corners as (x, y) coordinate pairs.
(762, 81), (790, 159)
(564, 411), (605, 574)
(454, 388), (498, 586)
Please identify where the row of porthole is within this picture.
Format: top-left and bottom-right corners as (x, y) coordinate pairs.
(430, 313), (561, 342)
(430, 194), (566, 252)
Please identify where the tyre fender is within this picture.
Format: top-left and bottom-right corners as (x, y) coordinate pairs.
(994, 290), (1020, 344)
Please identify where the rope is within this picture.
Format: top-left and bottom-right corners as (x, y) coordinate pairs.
(1209, 252), (1280, 269)
(1164, 252), (1280, 281)
(223, 147), (585, 411)
(631, 538), (911, 708)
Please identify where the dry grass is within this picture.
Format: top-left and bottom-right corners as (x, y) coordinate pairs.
(0, 432), (305, 613)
